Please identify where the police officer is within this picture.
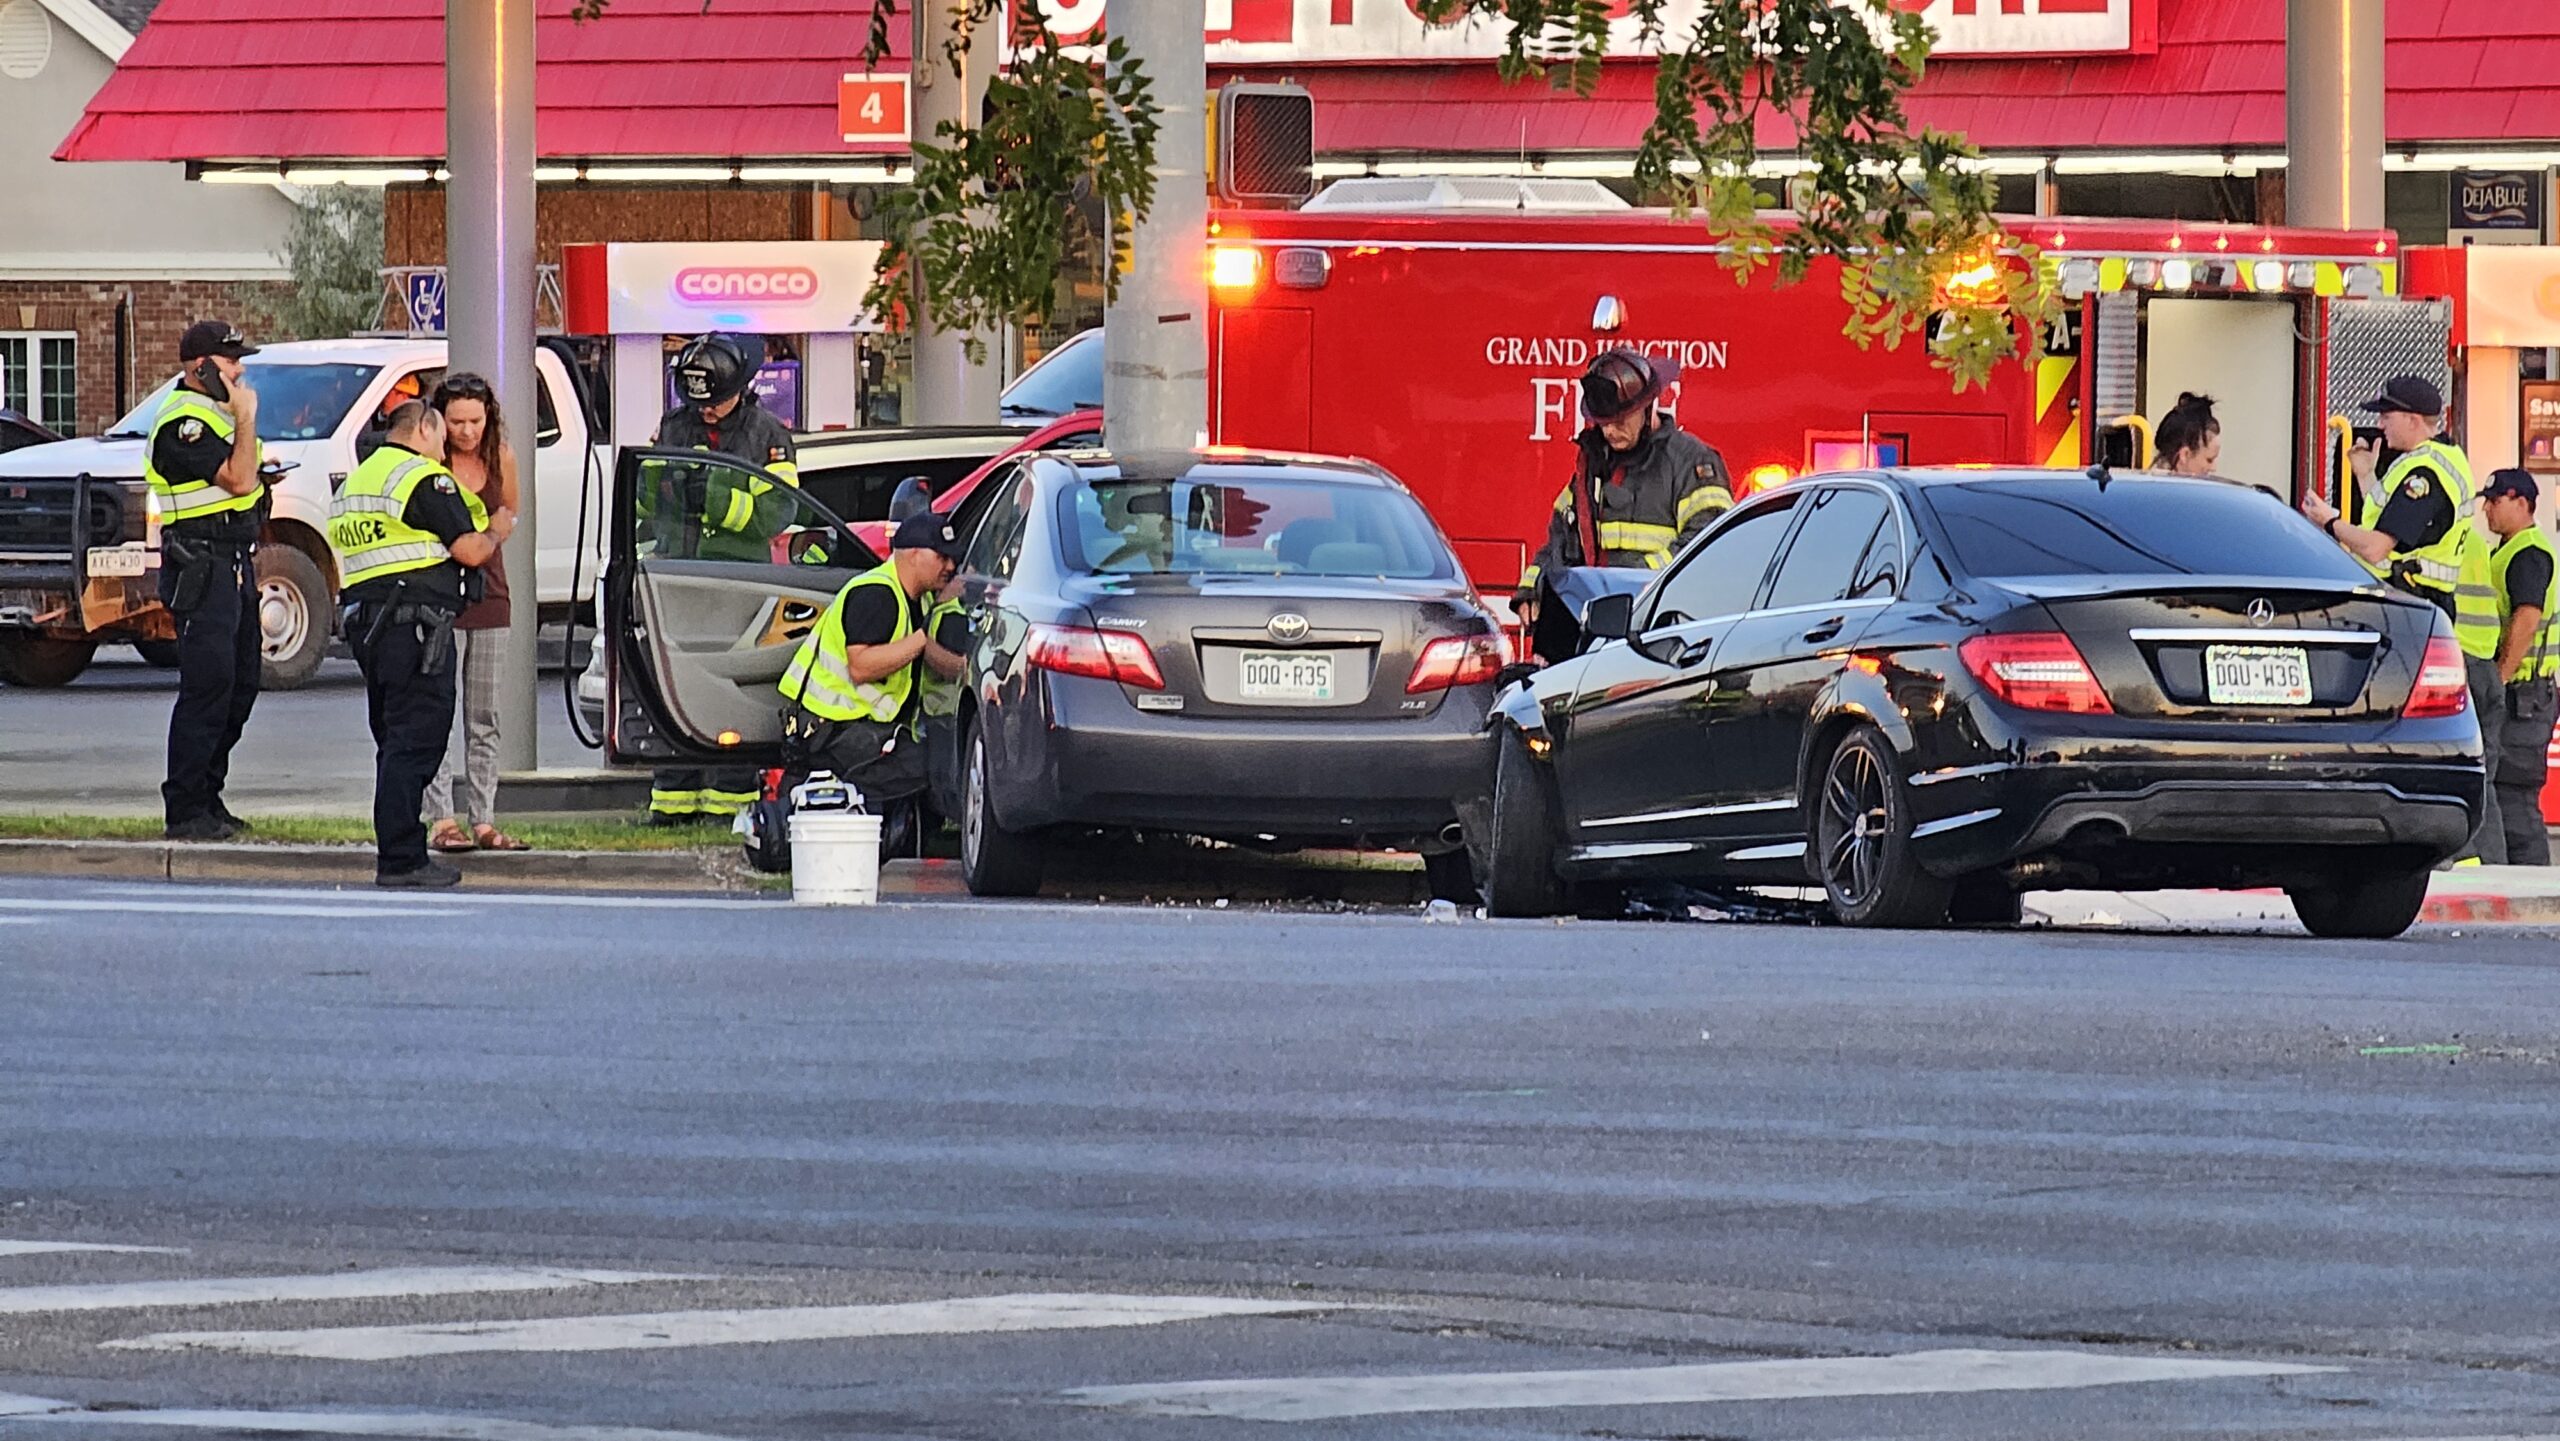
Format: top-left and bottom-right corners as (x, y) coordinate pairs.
(2482, 469), (2557, 865)
(777, 512), (967, 842)
(328, 402), (514, 888)
(2302, 375), (2506, 862)
(1511, 348), (1734, 660)
(151, 320), (269, 841)
(644, 333), (800, 824)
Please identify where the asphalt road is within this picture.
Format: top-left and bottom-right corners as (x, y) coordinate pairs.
(1, 878), (2556, 1441)
(0, 648), (596, 818)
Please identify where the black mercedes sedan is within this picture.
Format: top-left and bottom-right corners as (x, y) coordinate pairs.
(1476, 469), (2485, 937)
(928, 448), (1504, 898)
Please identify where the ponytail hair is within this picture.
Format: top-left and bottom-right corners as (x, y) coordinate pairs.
(2154, 391), (2221, 470)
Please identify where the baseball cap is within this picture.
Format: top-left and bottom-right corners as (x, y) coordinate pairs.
(891, 510), (966, 560)
(2482, 468), (2540, 505)
(178, 320), (258, 362)
(2364, 375), (2444, 416)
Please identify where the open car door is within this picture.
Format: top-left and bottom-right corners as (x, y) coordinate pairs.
(606, 447), (882, 769)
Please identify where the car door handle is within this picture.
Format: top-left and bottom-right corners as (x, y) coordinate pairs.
(1802, 616), (1846, 644)
(1676, 637), (1715, 667)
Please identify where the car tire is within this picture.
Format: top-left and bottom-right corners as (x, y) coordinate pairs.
(1814, 727), (1952, 929)
(0, 634), (97, 688)
(1948, 871), (2023, 927)
(2287, 861), (2433, 940)
(960, 722), (1044, 897)
(255, 544), (330, 692)
(1484, 728), (1568, 918)
(135, 640), (182, 669)
(1423, 847), (1478, 906)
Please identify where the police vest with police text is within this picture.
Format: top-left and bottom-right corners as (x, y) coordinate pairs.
(327, 447), (469, 588)
(780, 561), (914, 724)
(144, 389), (263, 526)
(2489, 524), (2560, 682)
(2372, 439), (2501, 661)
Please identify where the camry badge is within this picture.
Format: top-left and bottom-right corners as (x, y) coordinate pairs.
(1267, 612), (1311, 643)
(2246, 598), (2276, 627)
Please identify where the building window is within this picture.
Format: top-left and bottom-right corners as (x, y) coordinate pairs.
(0, 334), (75, 436)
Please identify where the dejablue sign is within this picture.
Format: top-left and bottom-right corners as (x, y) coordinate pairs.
(2452, 171), (2544, 234)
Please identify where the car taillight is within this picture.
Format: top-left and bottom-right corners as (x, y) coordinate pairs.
(1026, 623), (1164, 691)
(1407, 633), (1509, 694)
(1959, 631), (2113, 715)
(2404, 633), (2470, 718)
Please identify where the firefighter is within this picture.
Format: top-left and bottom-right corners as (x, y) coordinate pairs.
(2482, 469), (2556, 866)
(776, 512), (968, 851)
(151, 320), (268, 841)
(643, 333), (800, 825)
(328, 403), (514, 887)
(1511, 349), (1733, 659)
(2301, 376), (2506, 863)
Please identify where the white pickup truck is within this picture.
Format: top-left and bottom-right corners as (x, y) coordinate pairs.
(0, 338), (606, 689)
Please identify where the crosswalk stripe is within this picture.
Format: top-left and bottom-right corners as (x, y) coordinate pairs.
(1062, 1348), (2341, 1421)
(108, 1293), (1350, 1361)
(0, 1242), (185, 1258)
(0, 1266), (694, 1316)
(0, 1392), (742, 1441)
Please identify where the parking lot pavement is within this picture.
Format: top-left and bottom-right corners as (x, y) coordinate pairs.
(2, 878), (2558, 1439)
(0, 648), (596, 819)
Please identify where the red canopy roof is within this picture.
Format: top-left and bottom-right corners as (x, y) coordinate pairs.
(55, 0), (2560, 165)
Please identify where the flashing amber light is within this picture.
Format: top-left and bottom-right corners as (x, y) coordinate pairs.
(2260, 237), (2277, 251)
(1940, 259), (2005, 308)
(2213, 234), (2230, 251)
(716, 729), (742, 747)
(2374, 239), (2391, 255)
(1210, 245), (1262, 291)
(2169, 234), (2186, 250)
(1742, 463), (1793, 496)
(2048, 232), (2066, 247)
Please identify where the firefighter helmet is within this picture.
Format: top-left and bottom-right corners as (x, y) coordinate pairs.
(1579, 348), (1675, 422)
(673, 334), (759, 411)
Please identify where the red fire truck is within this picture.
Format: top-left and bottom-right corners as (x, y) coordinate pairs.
(1200, 178), (2452, 596)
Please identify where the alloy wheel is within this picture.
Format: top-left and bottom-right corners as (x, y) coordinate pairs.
(963, 736), (987, 871)
(1821, 741), (1889, 906)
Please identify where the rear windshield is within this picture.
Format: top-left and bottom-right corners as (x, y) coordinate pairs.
(1001, 331), (1101, 419)
(106, 363), (381, 444)
(1064, 475), (1458, 579)
(1923, 479), (2375, 583)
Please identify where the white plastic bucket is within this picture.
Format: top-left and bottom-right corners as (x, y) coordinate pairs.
(789, 810), (883, 906)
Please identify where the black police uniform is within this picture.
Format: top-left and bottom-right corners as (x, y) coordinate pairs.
(342, 449), (481, 879)
(647, 393), (799, 821)
(2366, 458), (2462, 623)
(152, 398), (265, 833)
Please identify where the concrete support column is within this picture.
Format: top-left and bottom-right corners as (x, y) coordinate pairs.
(2286, 0), (2386, 231)
(447, 0), (540, 769)
(1103, 0), (1209, 455)
(908, 1), (1000, 424)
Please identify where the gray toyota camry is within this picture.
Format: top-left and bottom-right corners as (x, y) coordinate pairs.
(926, 449), (1506, 898)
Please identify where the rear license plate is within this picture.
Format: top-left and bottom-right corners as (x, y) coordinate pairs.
(1239, 650), (1335, 701)
(2205, 645), (2313, 705)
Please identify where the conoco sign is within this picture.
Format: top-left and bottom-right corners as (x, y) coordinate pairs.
(564, 241), (888, 335)
(1037, 0), (2155, 61)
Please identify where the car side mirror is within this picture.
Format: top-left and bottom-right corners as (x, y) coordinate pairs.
(886, 476), (933, 523)
(1582, 592), (1633, 642)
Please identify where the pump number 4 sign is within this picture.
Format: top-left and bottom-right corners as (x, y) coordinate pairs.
(839, 75), (910, 144)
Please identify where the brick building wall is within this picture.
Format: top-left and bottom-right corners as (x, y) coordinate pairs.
(384, 183), (825, 269)
(0, 278), (289, 439)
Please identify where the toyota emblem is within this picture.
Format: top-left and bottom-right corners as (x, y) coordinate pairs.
(1266, 612), (1311, 643)
(2246, 598), (2276, 628)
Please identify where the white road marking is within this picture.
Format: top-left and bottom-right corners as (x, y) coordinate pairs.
(73, 886), (765, 913)
(110, 1292), (1348, 1361)
(0, 900), (445, 920)
(1062, 1348), (2340, 1421)
(0, 1242), (184, 1258)
(0, 1266), (694, 1316)
(0, 1391), (740, 1441)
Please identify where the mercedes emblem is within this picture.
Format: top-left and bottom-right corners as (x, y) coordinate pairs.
(1266, 612), (1311, 643)
(2246, 598), (2276, 628)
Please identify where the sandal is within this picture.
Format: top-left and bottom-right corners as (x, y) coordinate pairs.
(428, 819), (476, 853)
(473, 824), (533, 852)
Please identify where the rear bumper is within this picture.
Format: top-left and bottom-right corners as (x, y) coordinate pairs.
(993, 673), (1497, 842)
(1910, 755), (2484, 876)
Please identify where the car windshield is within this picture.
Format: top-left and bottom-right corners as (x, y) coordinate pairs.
(1066, 475), (1459, 579)
(1924, 479), (2376, 583)
(1000, 331), (1100, 418)
(105, 363), (381, 443)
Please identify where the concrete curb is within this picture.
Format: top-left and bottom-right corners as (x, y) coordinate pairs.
(0, 839), (741, 893)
